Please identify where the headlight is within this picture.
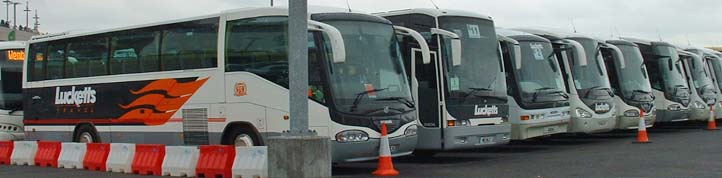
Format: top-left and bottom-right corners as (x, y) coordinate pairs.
(692, 101), (706, 109)
(667, 104), (682, 111)
(575, 108), (592, 118)
(459, 120), (471, 126)
(404, 125), (417, 136)
(624, 109), (640, 117)
(335, 130), (369, 143)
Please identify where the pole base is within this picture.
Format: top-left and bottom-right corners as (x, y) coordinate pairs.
(633, 141), (652, 144)
(705, 128), (720, 130)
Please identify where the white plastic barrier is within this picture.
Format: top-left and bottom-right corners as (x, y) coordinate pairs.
(10, 141), (38, 166)
(106, 143), (135, 173)
(57, 142), (87, 169)
(161, 146), (199, 177)
(232, 146), (268, 178)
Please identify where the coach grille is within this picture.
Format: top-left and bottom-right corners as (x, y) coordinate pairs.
(182, 108), (210, 145)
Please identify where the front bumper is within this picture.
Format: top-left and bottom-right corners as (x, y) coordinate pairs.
(512, 119), (569, 140)
(331, 134), (417, 162)
(441, 124), (511, 150)
(688, 108), (710, 121)
(656, 109), (689, 122)
(569, 116), (616, 133)
(616, 114), (656, 130)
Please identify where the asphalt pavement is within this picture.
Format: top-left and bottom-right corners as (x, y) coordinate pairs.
(2, 121), (722, 178)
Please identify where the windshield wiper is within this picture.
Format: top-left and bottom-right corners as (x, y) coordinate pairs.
(350, 88), (388, 112)
(532, 87), (561, 102)
(583, 86), (613, 99)
(671, 85), (688, 97)
(627, 90), (654, 102)
(699, 84), (716, 94)
(376, 97), (415, 108)
(462, 87), (494, 103)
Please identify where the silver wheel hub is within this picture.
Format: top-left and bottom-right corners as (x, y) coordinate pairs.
(234, 134), (254, 147)
(79, 132), (93, 143)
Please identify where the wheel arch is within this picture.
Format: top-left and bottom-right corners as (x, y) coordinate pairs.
(220, 121), (264, 146)
(72, 122), (100, 142)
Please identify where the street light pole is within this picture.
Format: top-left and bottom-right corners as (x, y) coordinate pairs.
(12, 1), (18, 28)
(23, 1), (28, 28)
(3, 0), (10, 23)
(32, 9), (37, 31)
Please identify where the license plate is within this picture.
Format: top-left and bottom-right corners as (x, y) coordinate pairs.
(389, 144), (399, 153)
(479, 137), (494, 145)
(543, 126), (558, 134)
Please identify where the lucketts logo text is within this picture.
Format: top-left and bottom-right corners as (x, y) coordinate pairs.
(474, 105), (499, 116)
(55, 86), (97, 107)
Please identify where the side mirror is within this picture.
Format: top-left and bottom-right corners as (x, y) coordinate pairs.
(562, 39), (588, 67)
(497, 35), (522, 70)
(308, 20), (346, 63)
(514, 44), (523, 70)
(606, 44), (626, 69)
(431, 28), (462, 66)
(394, 26), (431, 64)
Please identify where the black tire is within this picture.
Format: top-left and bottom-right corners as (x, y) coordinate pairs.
(221, 126), (261, 146)
(73, 124), (99, 143)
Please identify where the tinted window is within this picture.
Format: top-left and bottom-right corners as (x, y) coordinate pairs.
(161, 18), (219, 71)
(225, 16), (289, 87)
(28, 43), (47, 81)
(46, 43), (66, 80)
(66, 36), (109, 78)
(110, 29), (160, 74)
(0, 49), (24, 110)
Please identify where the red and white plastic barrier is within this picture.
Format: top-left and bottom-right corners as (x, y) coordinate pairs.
(107, 143), (135, 173)
(131, 144), (165, 176)
(0, 141), (13, 165)
(35, 141), (62, 167)
(232, 146), (268, 178)
(58, 142), (87, 169)
(83, 143), (110, 171)
(3, 141), (269, 177)
(162, 146), (199, 177)
(10, 141), (37, 166)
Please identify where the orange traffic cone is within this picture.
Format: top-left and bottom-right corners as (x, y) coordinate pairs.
(372, 123), (399, 177)
(634, 110), (651, 143)
(706, 107), (719, 130)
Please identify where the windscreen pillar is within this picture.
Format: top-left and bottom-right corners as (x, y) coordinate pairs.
(268, 0), (331, 177)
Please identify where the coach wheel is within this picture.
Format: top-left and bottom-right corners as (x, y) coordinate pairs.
(74, 125), (99, 143)
(234, 133), (255, 147)
(79, 132), (94, 143)
(222, 126), (260, 147)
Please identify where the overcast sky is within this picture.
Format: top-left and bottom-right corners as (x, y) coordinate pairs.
(10, 0), (722, 47)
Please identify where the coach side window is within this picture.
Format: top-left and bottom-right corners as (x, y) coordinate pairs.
(161, 17), (219, 71)
(46, 42), (67, 80)
(27, 43), (47, 81)
(110, 29), (161, 74)
(66, 36), (109, 78)
(225, 16), (289, 87)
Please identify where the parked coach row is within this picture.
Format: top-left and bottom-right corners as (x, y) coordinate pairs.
(2, 7), (721, 162)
